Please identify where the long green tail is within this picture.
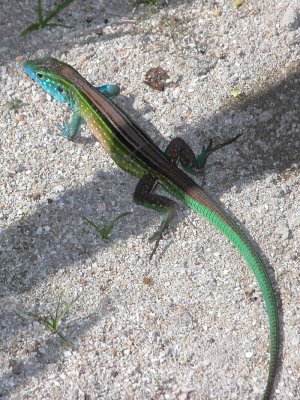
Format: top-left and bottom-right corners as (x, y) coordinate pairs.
(175, 187), (279, 399)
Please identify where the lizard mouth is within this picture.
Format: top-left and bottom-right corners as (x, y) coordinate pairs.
(23, 59), (51, 79)
(23, 61), (37, 81)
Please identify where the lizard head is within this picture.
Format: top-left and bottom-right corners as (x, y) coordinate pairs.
(23, 58), (74, 106)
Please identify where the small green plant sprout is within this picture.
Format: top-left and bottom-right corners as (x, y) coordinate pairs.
(233, 0), (245, 8)
(83, 211), (132, 244)
(6, 98), (25, 110)
(230, 87), (243, 97)
(25, 292), (80, 350)
(21, 0), (76, 37)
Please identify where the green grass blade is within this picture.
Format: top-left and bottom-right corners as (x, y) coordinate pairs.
(83, 212), (131, 242)
(101, 211), (132, 238)
(59, 294), (81, 322)
(37, 0), (43, 23)
(18, 293), (80, 351)
(28, 312), (53, 331)
(44, 0), (76, 24)
(111, 211), (132, 225)
(20, 22), (40, 37)
(21, 0), (75, 37)
(83, 216), (107, 238)
(56, 331), (78, 351)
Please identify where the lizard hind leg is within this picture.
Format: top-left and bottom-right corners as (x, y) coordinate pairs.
(195, 133), (242, 170)
(133, 174), (178, 260)
(165, 134), (242, 174)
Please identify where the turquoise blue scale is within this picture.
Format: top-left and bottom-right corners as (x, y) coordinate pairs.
(23, 62), (120, 140)
(57, 85), (120, 140)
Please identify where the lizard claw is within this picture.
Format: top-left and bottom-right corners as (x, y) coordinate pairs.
(149, 231), (164, 261)
(55, 121), (78, 141)
(196, 133), (242, 170)
(56, 121), (69, 137)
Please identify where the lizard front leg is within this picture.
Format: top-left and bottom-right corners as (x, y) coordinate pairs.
(57, 110), (83, 140)
(57, 84), (121, 141)
(133, 174), (178, 259)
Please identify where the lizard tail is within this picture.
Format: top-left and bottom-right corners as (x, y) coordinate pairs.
(173, 185), (279, 399)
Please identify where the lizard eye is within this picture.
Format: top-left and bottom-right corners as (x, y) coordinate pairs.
(36, 72), (44, 79)
(57, 85), (64, 93)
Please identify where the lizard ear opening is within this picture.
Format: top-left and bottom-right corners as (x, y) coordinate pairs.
(36, 72), (44, 79)
(57, 85), (64, 93)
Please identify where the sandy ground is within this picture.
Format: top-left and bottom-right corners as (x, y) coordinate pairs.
(0, 0), (300, 399)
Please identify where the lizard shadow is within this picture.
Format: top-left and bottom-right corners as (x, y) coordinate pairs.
(2, 62), (299, 301)
(1, 62), (299, 397)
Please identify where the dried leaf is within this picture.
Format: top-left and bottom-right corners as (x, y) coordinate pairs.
(144, 66), (170, 91)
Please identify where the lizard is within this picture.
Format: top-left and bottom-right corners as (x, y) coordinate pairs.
(23, 58), (279, 399)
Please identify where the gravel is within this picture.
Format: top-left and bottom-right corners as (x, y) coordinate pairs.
(0, 0), (299, 399)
